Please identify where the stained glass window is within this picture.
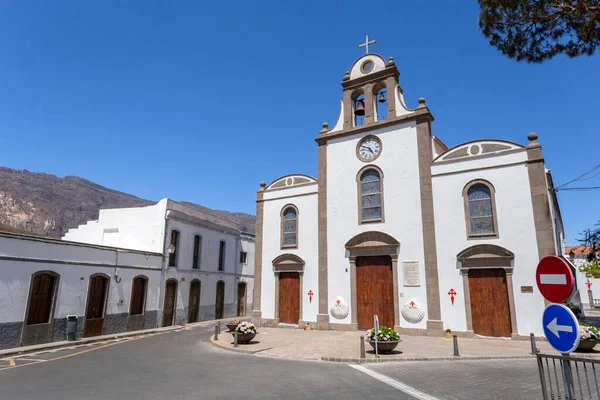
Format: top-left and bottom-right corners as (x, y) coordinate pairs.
(468, 184), (494, 235)
(361, 169), (382, 222)
(283, 207), (297, 247)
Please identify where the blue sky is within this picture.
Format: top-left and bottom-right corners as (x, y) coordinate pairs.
(0, 1), (597, 244)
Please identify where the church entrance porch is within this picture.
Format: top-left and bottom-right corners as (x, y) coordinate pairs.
(356, 256), (394, 330)
(468, 269), (512, 337)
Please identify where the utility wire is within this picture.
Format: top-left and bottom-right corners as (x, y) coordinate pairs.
(556, 163), (600, 189)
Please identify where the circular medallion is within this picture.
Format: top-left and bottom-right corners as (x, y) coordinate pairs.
(357, 135), (382, 162)
(330, 297), (350, 320)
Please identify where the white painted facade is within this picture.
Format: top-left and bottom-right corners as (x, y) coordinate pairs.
(64, 198), (255, 324)
(255, 53), (565, 338)
(0, 232), (163, 350)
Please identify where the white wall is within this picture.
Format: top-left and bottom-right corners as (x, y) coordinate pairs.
(432, 151), (546, 336)
(326, 121), (429, 329)
(0, 234), (162, 324)
(261, 184), (318, 322)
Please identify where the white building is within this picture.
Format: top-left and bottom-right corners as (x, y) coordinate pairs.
(0, 232), (163, 350)
(567, 245), (598, 309)
(252, 52), (566, 339)
(64, 198), (254, 326)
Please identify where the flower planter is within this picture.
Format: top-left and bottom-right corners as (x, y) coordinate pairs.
(225, 323), (239, 332)
(367, 340), (400, 354)
(576, 338), (597, 352)
(232, 332), (256, 344)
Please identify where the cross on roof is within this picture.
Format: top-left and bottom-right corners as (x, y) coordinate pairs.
(358, 34), (376, 54)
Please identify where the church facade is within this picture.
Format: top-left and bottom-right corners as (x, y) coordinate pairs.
(252, 52), (567, 338)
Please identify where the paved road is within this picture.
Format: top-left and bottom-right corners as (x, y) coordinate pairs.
(0, 323), (544, 399)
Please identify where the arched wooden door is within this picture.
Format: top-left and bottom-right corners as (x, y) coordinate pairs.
(356, 256), (394, 330)
(215, 281), (225, 319)
(84, 275), (109, 337)
(188, 280), (201, 323)
(128, 276), (147, 332)
(279, 273), (300, 324)
(162, 279), (177, 327)
(22, 272), (59, 346)
(237, 282), (247, 317)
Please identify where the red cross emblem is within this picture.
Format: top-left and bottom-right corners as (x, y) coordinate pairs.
(308, 290), (314, 304)
(448, 288), (457, 305)
(410, 301), (415, 308)
(587, 280), (593, 291)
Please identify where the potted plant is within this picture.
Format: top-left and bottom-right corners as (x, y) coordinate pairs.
(232, 321), (257, 344)
(366, 326), (401, 353)
(577, 323), (600, 352)
(445, 328), (452, 339)
(226, 319), (241, 332)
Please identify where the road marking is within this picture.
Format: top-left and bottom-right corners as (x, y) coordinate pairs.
(47, 336), (146, 362)
(349, 364), (441, 400)
(13, 358), (47, 362)
(540, 274), (567, 285)
(9, 359), (15, 367)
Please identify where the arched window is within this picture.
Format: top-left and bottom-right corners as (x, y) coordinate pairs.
(464, 180), (498, 238)
(281, 205), (298, 248)
(358, 167), (383, 223)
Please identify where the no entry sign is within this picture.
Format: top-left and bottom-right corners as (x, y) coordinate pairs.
(536, 256), (574, 303)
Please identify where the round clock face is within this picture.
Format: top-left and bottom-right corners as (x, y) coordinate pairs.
(357, 136), (382, 161)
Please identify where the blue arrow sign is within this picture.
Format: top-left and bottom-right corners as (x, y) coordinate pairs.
(542, 303), (580, 353)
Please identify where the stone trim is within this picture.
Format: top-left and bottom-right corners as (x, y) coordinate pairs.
(431, 161), (528, 178)
(356, 165), (385, 225)
(416, 118), (443, 336)
(459, 243), (518, 338)
(252, 183), (265, 326)
(526, 133), (557, 259)
(0, 255), (162, 271)
(266, 173), (317, 190)
(433, 139), (525, 163)
(317, 142), (330, 329)
(433, 148), (526, 166)
(258, 191), (317, 203)
(264, 182), (318, 193)
(21, 271), (60, 347)
(315, 107), (432, 145)
(330, 322), (359, 331)
(280, 204), (299, 250)
(346, 232), (400, 332)
(462, 179), (500, 240)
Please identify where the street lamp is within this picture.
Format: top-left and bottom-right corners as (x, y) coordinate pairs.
(166, 244), (176, 255)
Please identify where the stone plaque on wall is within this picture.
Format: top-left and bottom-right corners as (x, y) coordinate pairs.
(402, 261), (420, 287)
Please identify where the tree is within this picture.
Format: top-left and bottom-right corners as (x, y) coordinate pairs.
(577, 221), (600, 278)
(478, 0), (600, 63)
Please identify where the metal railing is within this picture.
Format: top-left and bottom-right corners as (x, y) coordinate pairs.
(537, 353), (600, 399)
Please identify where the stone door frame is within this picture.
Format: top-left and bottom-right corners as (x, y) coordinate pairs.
(345, 231), (401, 331)
(268, 254), (305, 327)
(457, 244), (518, 338)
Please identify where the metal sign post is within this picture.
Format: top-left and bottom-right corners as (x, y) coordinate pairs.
(373, 315), (379, 359)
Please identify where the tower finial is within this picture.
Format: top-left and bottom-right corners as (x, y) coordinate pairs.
(358, 34), (376, 54)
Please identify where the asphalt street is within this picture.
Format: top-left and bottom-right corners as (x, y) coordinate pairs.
(0, 323), (544, 400)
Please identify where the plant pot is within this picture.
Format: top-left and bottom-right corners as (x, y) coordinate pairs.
(225, 323), (239, 332)
(232, 332), (256, 344)
(576, 338), (597, 352)
(367, 340), (400, 354)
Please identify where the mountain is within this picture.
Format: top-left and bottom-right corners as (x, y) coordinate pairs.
(0, 167), (256, 238)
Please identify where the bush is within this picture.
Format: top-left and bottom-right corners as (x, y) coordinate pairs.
(366, 326), (399, 342)
(234, 321), (257, 334)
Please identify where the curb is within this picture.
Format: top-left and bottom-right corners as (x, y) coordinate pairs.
(0, 325), (184, 359)
(210, 336), (537, 364)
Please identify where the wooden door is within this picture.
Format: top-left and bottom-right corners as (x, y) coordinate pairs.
(22, 273), (57, 346)
(84, 275), (109, 337)
(278, 272), (300, 324)
(356, 256), (394, 330)
(468, 269), (512, 337)
(237, 282), (247, 317)
(188, 280), (200, 323)
(162, 279), (177, 327)
(215, 281), (225, 319)
(128, 276), (147, 332)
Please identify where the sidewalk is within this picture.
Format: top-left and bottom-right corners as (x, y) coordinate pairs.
(211, 327), (600, 363)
